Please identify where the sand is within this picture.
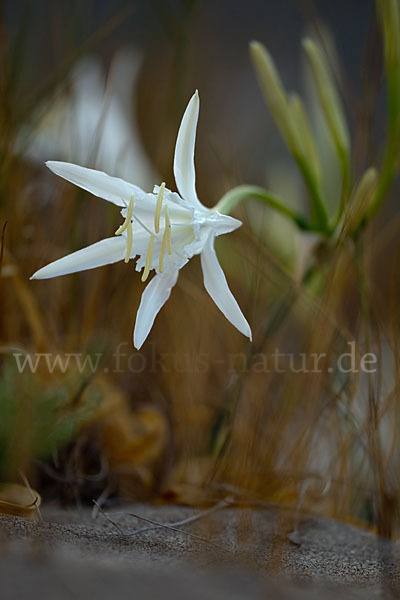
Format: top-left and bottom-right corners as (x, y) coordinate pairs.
(0, 503), (399, 599)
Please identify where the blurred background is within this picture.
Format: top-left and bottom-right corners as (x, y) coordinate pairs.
(3, 0), (400, 540)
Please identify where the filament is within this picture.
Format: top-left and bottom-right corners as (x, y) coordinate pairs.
(154, 182), (165, 234)
(141, 235), (155, 282)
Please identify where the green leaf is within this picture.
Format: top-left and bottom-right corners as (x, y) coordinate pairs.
(250, 41), (329, 232)
(302, 37), (350, 214)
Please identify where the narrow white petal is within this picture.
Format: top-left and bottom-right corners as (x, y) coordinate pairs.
(30, 236), (126, 279)
(133, 269), (179, 349)
(208, 212), (242, 235)
(173, 91), (203, 209)
(200, 235), (252, 340)
(46, 161), (144, 207)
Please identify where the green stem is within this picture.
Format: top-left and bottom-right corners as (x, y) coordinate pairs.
(214, 185), (320, 233)
(292, 153), (330, 232)
(367, 140), (399, 217)
(368, 0), (400, 217)
(332, 156), (351, 229)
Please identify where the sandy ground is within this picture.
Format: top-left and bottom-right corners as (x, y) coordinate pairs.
(0, 503), (399, 599)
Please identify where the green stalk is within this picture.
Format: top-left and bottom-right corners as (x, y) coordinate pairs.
(214, 185), (314, 232)
(302, 38), (351, 225)
(368, 0), (400, 217)
(250, 42), (330, 232)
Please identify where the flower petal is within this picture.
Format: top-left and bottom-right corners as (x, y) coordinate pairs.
(46, 161), (144, 207)
(173, 91), (204, 209)
(30, 236), (126, 279)
(208, 212), (242, 236)
(200, 234), (252, 340)
(133, 269), (179, 349)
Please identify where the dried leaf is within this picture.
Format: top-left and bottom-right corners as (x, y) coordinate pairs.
(0, 483), (41, 519)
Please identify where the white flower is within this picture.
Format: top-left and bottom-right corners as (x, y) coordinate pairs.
(31, 91), (252, 349)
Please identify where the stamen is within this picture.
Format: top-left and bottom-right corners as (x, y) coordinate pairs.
(115, 196), (135, 263)
(165, 204), (172, 255)
(141, 235), (155, 282)
(159, 205), (172, 274)
(124, 222), (133, 263)
(159, 229), (167, 273)
(115, 195), (134, 235)
(154, 182), (165, 234)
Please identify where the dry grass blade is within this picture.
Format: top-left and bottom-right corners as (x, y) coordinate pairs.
(4, 249), (48, 349)
(131, 497), (233, 535)
(93, 500), (230, 552)
(19, 471), (42, 521)
(0, 221), (7, 269)
(127, 510), (230, 552)
(91, 485), (113, 521)
(92, 500), (125, 535)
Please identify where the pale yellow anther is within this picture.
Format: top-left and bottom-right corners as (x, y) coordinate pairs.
(159, 230), (167, 273)
(115, 195), (134, 235)
(158, 205), (172, 273)
(154, 182), (165, 234)
(141, 235), (155, 282)
(165, 205), (172, 255)
(124, 224), (133, 263)
(115, 196), (134, 263)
